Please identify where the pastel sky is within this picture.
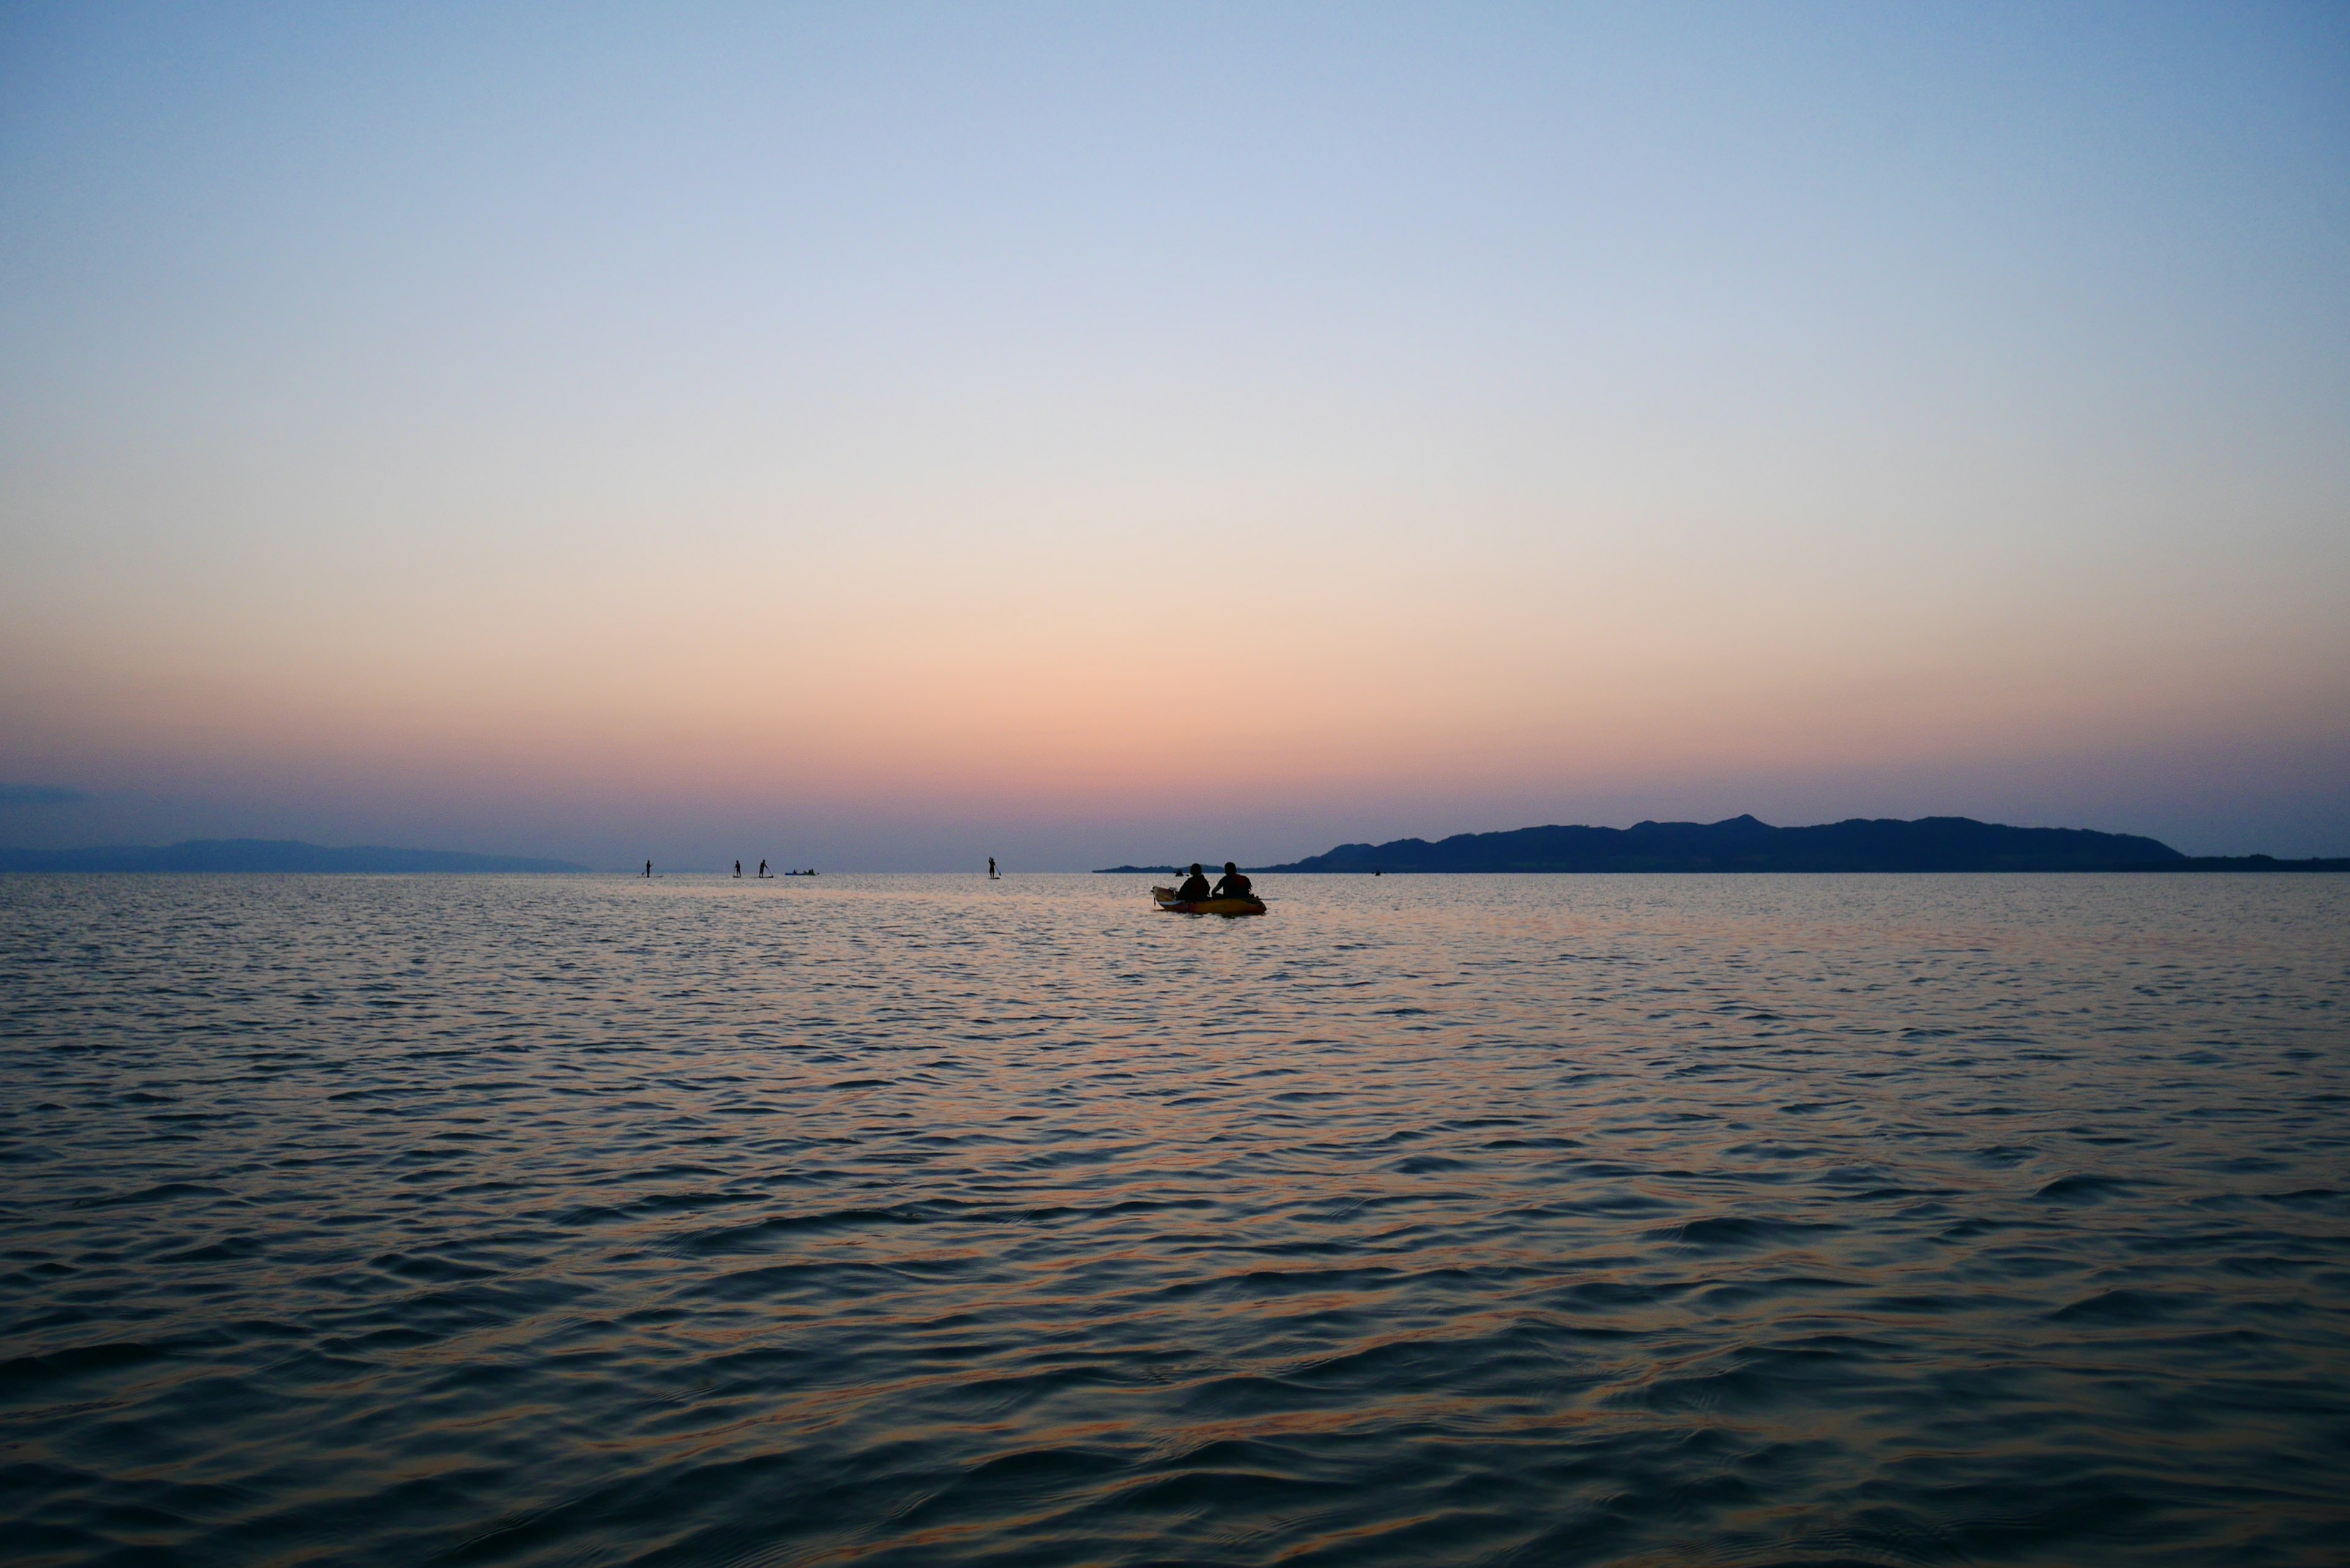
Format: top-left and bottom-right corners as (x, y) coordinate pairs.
(4, 2), (2346, 868)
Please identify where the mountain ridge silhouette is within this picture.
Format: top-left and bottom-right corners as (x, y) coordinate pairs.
(1091, 816), (2348, 873)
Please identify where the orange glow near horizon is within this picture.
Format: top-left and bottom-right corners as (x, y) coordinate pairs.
(4, 7), (2346, 862)
(7, 514), (2342, 838)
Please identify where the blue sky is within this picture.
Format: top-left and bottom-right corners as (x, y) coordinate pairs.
(3, 2), (2346, 866)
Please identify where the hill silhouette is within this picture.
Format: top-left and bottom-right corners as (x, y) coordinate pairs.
(1257, 816), (2347, 873)
(0, 839), (587, 873)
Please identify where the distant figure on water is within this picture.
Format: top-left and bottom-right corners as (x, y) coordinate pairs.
(758, 859), (768, 878)
(734, 859), (742, 878)
(1175, 862), (1212, 901)
(643, 860), (652, 878)
(1213, 861), (1251, 898)
(988, 857), (998, 879)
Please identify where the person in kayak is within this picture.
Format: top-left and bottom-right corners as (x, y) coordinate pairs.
(1175, 863), (1212, 901)
(1212, 862), (1252, 899)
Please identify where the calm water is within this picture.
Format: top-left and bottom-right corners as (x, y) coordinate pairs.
(4, 872), (2348, 1566)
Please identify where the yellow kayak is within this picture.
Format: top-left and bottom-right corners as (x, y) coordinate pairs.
(1152, 886), (1267, 917)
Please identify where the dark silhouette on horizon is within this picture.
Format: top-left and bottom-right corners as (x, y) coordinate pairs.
(1213, 861), (1252, 898)
(1093, 816), (2348, 875)
(1260, 816), (2348, 873)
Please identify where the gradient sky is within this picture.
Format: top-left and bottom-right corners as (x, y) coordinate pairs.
(4, 2), (2346, 868)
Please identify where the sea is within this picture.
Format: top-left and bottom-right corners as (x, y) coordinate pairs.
(3, 872), (2346, 1566)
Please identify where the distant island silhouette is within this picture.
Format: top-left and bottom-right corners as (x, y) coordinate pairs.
(0, 839), (588, 873)
(1099, 816), (2348, 875)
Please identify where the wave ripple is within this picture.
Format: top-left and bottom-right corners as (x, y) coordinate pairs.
(4, 871), (2348, 1565)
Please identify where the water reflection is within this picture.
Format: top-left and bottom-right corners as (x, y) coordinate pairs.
(2, 872), (2346, 1564)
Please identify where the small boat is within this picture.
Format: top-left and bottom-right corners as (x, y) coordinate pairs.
(1152, 886), (1266, 917)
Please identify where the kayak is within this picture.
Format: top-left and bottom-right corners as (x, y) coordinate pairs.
(1152, 886), (1266, 917)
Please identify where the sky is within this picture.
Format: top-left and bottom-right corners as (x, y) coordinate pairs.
(2, 2), (2346, 868)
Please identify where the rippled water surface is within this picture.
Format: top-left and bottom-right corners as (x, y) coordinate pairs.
(4, 872), (2348, 1566)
